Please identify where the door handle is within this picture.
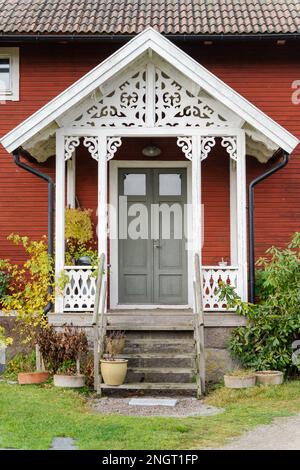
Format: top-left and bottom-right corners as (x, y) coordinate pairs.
(153, 240), (160, 248)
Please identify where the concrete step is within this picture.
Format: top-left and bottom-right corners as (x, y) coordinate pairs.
(100, 382), (197, 391)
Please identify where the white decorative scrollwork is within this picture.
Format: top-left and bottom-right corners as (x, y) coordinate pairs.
(64, 136), (80, 161)
(177, 137), (193, 160)
(73, 68), (146, 128)
(202, 267), (238, 311)
(107, 137), (122, 160)
(200, 136), (216, 161)
(83, 136), (99, 161)
(221, 136), (237, 161)
(63, 267), (96, 311)
(69, 60), (229, 130)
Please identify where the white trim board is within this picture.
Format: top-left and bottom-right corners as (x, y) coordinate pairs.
(0, 27), (298, 154)
(109, 159), (193, 310)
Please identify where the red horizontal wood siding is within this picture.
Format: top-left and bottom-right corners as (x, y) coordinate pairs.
(0, 42), (299, 266)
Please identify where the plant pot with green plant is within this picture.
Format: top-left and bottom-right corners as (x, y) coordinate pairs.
(224, 369), (256, 389)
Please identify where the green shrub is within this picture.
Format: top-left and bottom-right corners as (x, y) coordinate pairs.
(219, 232), (300, 374)
(0, 271), (10, 298)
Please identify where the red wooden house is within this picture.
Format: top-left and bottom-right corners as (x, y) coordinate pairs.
(0, 0), (299, 392)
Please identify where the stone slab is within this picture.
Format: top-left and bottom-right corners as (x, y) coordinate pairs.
(50, 437), (77, 450)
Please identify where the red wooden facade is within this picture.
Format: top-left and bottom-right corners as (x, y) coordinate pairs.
(0, 41), (299, 264)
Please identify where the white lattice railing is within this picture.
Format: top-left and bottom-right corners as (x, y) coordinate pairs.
(63, 265), (239, 312)
(202, 266), (239, 311)
(63, 266), (96, 312)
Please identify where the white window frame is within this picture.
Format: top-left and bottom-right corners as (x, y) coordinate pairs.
(0, 48), (19, 101)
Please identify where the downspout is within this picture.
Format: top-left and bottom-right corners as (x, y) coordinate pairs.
(248, 150), (290, 303)
(12, 149), (54, 314)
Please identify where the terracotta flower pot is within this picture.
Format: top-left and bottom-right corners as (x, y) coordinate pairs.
(53, 374), (85, 388)
(100, 359), (128, 386)
(256, 371), (283, 386)
(18, 371), (49, 385)
(224, 374), (256, 389)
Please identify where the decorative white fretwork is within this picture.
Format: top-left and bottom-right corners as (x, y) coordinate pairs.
(69, 61), (229, 130)
(63, 267), (96, 311)
(177, 137), (193, 160)
(202, 267), (238, 311)
(73, 68), (147, 128)
(107, 137), (122, 160)
(83, 136), (99, 161)
(64, 136), (80, 161)
(221, 136), (237, 161)
(155, 68), (228, 128)
(200, 136), (216, 161)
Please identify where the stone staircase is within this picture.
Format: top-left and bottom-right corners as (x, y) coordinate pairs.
(100, 310), (198, 393)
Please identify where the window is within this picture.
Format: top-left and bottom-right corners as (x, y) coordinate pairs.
(0, 48), (19, 101)
(159, 173), (181, 195)
(124, 173), (146, 196)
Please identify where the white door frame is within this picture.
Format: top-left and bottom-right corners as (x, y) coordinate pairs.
(109, 159), (193, 310)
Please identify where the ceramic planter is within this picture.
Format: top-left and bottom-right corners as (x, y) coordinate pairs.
(100, 359), (128, 385)
(53, 374), (85, 388)
(224, 374), (256, 389)
(18, 371), (50, 385)
(256, 371), (283, 386)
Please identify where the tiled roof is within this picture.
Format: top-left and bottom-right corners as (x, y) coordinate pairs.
(0, 0), (299, 36)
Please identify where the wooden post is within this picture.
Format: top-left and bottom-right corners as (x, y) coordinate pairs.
(55, 132), (65, 312)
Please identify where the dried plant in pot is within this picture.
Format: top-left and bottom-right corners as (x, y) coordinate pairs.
(37, 325), (88, 388)
(105, 330), (126, 356)
(224, 368), (256, 389)
(100, 332), (127, 386)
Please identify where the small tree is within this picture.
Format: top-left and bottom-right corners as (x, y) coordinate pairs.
(0, 234), (54, 343)
(219, 232), (300, 374)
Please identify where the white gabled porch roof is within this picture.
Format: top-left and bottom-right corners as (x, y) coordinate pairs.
(0, 27), (299, 157)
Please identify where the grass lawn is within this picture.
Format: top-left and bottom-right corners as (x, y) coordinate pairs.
(1, 380), (300, 449)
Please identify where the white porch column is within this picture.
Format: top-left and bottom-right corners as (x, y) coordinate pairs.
(230, 159), (238, 265)
(98, 136), (108, 280)
(192, 135), (202, 269)
(55, 132), (66, 312)
(67, 153), (76, 208)
(236, 131), (247, 301)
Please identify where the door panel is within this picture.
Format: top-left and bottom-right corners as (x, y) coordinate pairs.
(118, 168), (187, 305)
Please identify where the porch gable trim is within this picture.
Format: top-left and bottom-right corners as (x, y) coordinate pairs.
(0, 27), (298, 155)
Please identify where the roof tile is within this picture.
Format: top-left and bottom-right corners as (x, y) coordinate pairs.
(0, 0), (298, 36)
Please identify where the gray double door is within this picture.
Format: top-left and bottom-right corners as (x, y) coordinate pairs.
(118, 168), (187, 305)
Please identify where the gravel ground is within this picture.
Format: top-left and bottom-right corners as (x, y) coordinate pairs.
(89, 397), (224, 418)
(215, 413), (300, 450)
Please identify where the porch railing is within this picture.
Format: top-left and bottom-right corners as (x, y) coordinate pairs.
(62, 265), (239, 313)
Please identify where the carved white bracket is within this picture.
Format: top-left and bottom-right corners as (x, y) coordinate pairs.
(221, 136), (237, 161)
(107, 137), (122, 160)
(64, 136), (80, 161)
(83, 136), (99, 161)
(200, 136), (216, 161)
(177, 137), (193, 160)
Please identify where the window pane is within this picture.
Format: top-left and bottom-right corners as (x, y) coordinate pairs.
(159, 174), (181, 195)
(0, 58), (10, 91)
(124, 173), (146, 195)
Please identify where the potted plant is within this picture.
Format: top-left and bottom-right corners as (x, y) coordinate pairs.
(105, 330), (126, 355)
(255, 370), (284, 386)
(37, 325), (88, 388)
(0, 326), (13, 375)
(100, 332), (128, 386)
(65, 208), (97, 266)
(224, 368), (256, 389)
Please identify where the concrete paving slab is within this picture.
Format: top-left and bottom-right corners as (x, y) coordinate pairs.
(50, 437), (77, 450)
(129, 398), (177, 407)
